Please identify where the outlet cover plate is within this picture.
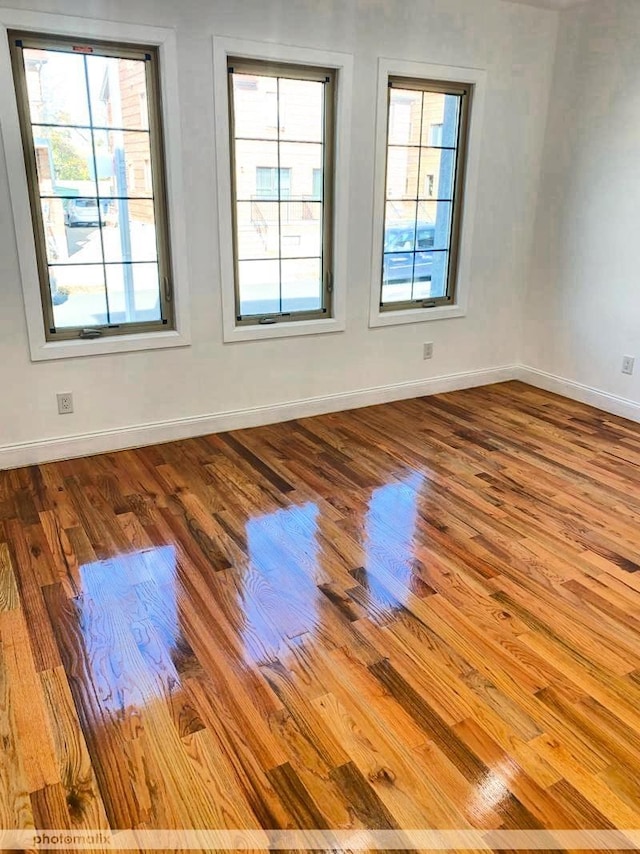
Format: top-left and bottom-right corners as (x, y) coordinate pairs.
(57, 392), (74, 414)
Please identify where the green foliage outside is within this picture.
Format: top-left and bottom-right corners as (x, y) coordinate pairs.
(50, 129), (90, 181)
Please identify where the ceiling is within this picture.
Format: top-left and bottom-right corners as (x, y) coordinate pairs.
(504, 0), (590, 9)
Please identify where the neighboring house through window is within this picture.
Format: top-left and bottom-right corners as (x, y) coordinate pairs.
(227, 56), (335, 323)
(380, 76), (471, 311)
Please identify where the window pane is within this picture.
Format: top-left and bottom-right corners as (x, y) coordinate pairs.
(32, 126), (93, 196)
(382, 261), (413, 302)
(93, 129), (153, 198)
(231, 73), (278, 140)
(417, 200), (452, 250)
(105, 263), (161, 323)
(23, 49), (90, 126)
(386, 147), (420, 200)
(101, 199), (157, 263)
(383, 251), (414, 286)
(281, 257), (321, 313)
(280, 202), (322, 258)
(236, 201), (280, 260)
(41, 197), (102, 264)
(235, 141), (278, 199)
(279, 78), (323, 142)
(86, 55), (149, 130)
(388, 88), (422, 146)
(49, 264), (108, 328)
(414, 252), (449, 299)
(279, 143), (322, 197)
(419, 148), (456, 200)
(384, 201), (418, 251)
(238, 259), (280, 316)
(421, 93), (460, 147)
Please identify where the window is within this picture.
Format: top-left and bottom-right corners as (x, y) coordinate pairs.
(428, 123), (443, 146)
(227, 57), (335, 324)
(256, 166), (291, 199)
(379, 76), (471, 313)
(9, 31), (174, 341)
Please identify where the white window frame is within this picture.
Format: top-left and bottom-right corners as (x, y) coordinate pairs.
(0, 8), (190, 361)
(369, 58), (486, 329)
(213, 36), (352, 343)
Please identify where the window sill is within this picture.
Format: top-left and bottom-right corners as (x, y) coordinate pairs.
(30, 328), (190, 362)
(369, 303), (466, 329)
(224, 316), (345, 343)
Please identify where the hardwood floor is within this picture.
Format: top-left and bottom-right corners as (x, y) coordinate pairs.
(3, 380), (640, 848)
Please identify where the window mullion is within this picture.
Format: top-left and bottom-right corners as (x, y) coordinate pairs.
(409, 91), (426, 302)
(81, 53), (112, 326)
(276, 75), (283, 316)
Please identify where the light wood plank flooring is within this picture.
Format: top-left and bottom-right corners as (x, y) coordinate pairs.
(2, 381), (640, 845)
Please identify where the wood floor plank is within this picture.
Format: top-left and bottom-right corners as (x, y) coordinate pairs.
(2, 381), (640, 840)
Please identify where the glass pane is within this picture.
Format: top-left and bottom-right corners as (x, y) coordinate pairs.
(49, 264), (107, 328)
(279, 143), (322, 198)
(104, 263), (161, 323)
(280, 202), (321, 258)
(388, 88), (422, 146)
(384, 201), (418, 251)
(381, 261), (412, 303)
(236, 201), (280, 260)
(101, 199), (157, 263)
(41, 197), (104, 264)
(232, 72), (278, 140)
(279, 78), (323, 142)
(32, 126), (94, 196)
(235, 141), (278, 200)
(238, 259), (280, 316)
(86, 55), (149, 130)
(23, 49), (90, 126)
(383, 252), (415, 287)
(281, 258), (321, 313)
(417, 200), (452, 250)
(92, 129), (152, 197)
(40, 199), (96, 264)
(386, 147), (420, 200)
(419, 148), (456, 200)
(413, 252), (449, 299)
(421, 92), (460, 148)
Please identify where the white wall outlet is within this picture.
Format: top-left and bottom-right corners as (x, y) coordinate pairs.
(57, 392), (74, 414)
(423, 342), (434, 360)
(622, 356), (635, 376)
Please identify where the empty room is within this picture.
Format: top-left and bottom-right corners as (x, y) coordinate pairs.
(2, 0), (640, 850)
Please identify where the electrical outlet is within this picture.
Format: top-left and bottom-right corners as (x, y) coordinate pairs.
(622, 356), (635, 376)
(423, 342), (434, 360)
(57, 392), (74, 414)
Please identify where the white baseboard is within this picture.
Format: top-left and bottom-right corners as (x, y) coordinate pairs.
(517, 365), (640, 423)
(0, 365), (516, 469)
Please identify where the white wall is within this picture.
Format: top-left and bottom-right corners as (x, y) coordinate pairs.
(0, 0), (558, 464)
(524, 0), (640, 414)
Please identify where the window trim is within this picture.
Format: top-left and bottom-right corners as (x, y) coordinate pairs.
(0, 9), (190, 360)
(213, 36), (352, 343)
(369, 58), (486, 329)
